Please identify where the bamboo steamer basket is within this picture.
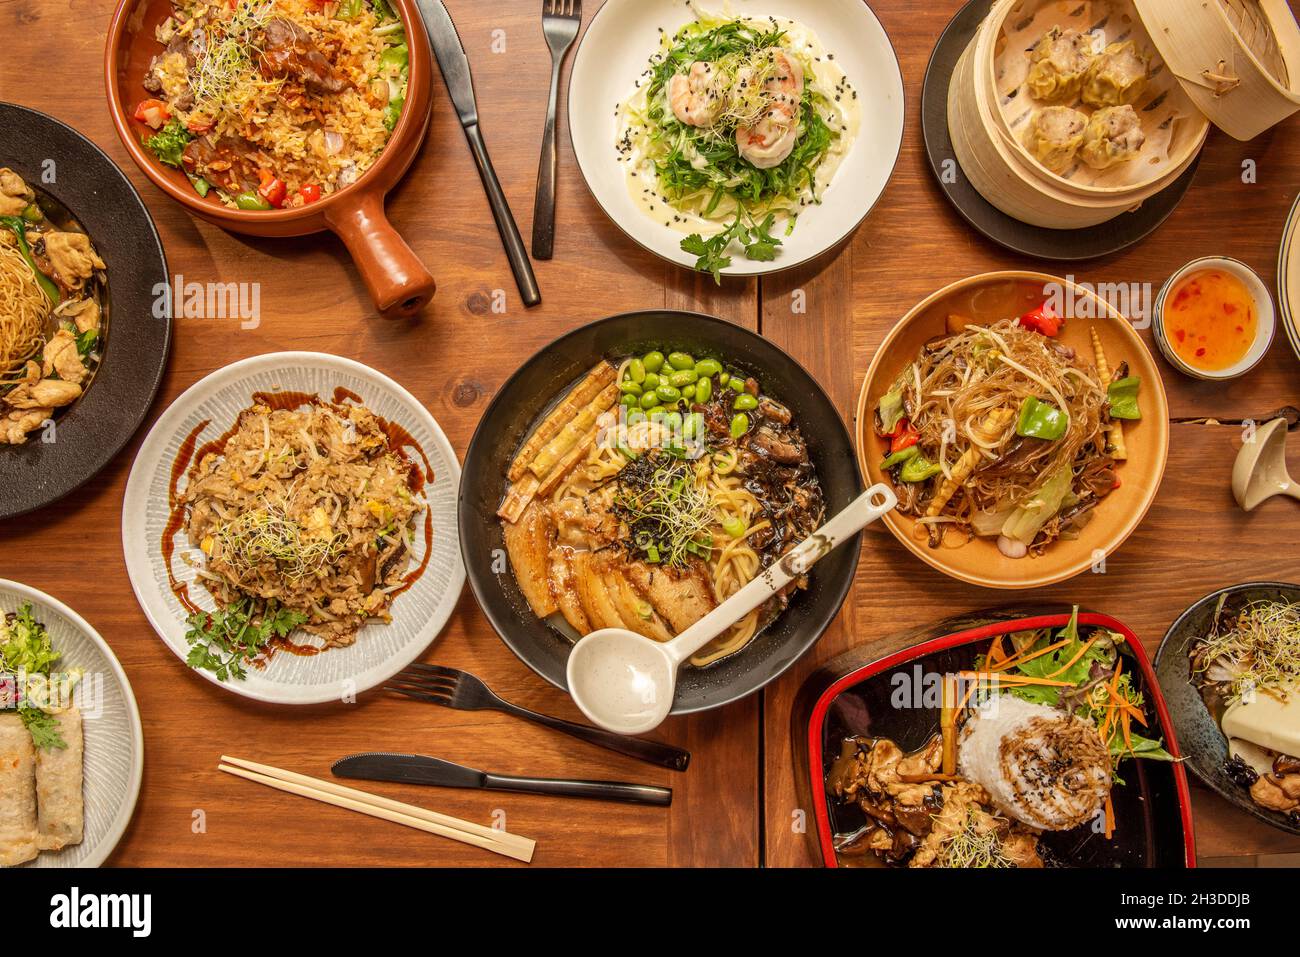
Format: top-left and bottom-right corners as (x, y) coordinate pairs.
(949, 38), (1196, 228)
(1134, 0), (1300, 140)
(978, 0), (1210, 199)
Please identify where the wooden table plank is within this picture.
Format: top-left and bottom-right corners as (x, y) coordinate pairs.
(761, 0), (1300, 867)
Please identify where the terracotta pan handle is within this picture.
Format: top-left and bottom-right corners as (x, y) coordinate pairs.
(325, 190), (435, 318)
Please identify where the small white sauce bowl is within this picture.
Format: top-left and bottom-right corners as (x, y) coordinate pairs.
(1152, 257), (1276, 380)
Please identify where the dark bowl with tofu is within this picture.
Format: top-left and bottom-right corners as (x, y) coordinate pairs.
(459, 310), (865, 716)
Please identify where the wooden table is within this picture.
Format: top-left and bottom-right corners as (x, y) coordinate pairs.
(2, 0), (1298, 867)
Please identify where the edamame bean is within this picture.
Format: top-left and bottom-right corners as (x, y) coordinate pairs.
(619, 381), (643, 397)
(655, 384), (681, 403)
(694, 358), (722, 378)
(620, 394), (638, 408)
(642, 372), (660, 390)
(667, 369), (698, 387)
(667, 352), (694, 370)
(682, 384), (696, 400)
(642, 351), (665, 373)
(639, 391), (659, 410)
(628, 410), (647, 426)
(728, 377), (746, 393)
(628, 358), (646, 383)
(664, 411), (683, 433)
(718, 372), (730, 387)
(694, 377), (712, 403)
(733, 393), (758, 411)
(730, 413), (750, 438)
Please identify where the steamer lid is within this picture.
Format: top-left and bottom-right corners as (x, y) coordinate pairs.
(1134, 0), (1300, 140)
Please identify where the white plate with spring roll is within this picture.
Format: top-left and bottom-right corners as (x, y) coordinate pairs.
(569, 0), (904, 279)
(121, 352), (464, 705)
(0, 579), (143, 868)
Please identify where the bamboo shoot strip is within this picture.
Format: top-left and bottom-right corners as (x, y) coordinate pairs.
(507, 362), (615, 481)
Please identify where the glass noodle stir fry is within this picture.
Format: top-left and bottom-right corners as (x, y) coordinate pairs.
(133, 0), (409, 211)
(617, 6), (858, 280)
(875, 303), (1142, 558)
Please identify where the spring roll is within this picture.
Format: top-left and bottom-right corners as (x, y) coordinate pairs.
(0, 713), (38, 866)
(35, 706), (83, 851)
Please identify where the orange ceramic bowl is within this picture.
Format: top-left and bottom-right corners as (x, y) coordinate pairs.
(105, 0), (435, 317)
(855, 271), (1170, 590)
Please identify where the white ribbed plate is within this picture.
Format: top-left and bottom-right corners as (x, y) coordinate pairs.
(1, 579), (143, 868)
(122, 352), (464, 705)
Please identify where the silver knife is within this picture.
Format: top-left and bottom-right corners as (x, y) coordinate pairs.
(332, 752), (672, 806)
(416, 0), (541, 307)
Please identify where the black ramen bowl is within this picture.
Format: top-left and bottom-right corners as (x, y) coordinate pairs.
(459, 310), (864, 715)
(0, 102), (171, 519)
(1154, 581), (1300, 837)
(793, 606), (1195, 867)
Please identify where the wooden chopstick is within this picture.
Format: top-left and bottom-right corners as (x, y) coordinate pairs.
(218, 756), (535, 864)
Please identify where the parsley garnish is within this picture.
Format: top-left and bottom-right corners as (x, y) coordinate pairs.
(681, 211), (783, 284)
(184, 598), (308, 682)
(19, 707), (66, 751)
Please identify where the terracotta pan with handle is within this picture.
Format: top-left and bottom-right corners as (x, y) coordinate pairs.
(104, 0), (436, 317)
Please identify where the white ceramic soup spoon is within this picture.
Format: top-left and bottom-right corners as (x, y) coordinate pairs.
(565, 484), (899, 734)
(1233, 416), (1300, 511)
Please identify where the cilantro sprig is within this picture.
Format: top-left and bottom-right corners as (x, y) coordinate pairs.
(184, 598), (308, 682)
(681, 210), (783, 284)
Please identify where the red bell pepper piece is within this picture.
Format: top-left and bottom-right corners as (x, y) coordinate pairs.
(889, 419), (920, 454)
(257, 170), (287, 209)
(133, 99), (171, 130)
(1018, 303), (1063, 337)
(297, 183), (322, 205)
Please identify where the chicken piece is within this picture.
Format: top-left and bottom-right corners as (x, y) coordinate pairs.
(259, 17), (347, 95)
(624, 561), (716, 633)
(41, 330), (86, 385)
(61, 298), (101, 334)
(548, 546), (590, 634)
(602, 565), (673, 642)
(4, 378), (81, 410)
(0, 167), (30, 217)
(1, 407), (52, 444)
(572, 552), (625, 631)
(502, 502), (558, 618)
(1252, 774), (1300, 812)
(909, 780), (991, 868)
(40, 232), (105, 292)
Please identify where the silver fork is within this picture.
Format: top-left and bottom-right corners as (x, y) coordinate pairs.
(387, 664), (690, 771)
(530, 0), (582, 260)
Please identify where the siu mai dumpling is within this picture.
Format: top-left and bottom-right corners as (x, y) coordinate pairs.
(1079, 105), (1145, 169)
(1082, 41), (1148, 108)
(1025, 27), (1098, 101)
(1025, 106), (1088, 173)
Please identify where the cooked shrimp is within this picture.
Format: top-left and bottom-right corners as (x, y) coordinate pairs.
(736, 49), (805, 169)
(669, 61), (724, 127)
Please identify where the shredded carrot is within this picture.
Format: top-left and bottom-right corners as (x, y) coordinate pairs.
(1103, 793), (1115, 839)
(985, 635), (1007, 669)
(956, 670), (1074, 687)
(986, 637), (1072, 674)
(1044, 633), (1102, 679)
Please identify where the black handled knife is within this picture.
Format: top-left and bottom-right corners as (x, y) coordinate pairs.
(332, 752), (672, 807)
(417, 0), (541, 308)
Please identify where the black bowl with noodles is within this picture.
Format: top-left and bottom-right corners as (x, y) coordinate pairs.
(0, 102), (170, 519)
(1154, 581), (1300, 837)
(459, 310), (864, 715)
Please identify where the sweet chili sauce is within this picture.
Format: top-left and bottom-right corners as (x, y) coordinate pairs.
(1164, 268), (1258, 372)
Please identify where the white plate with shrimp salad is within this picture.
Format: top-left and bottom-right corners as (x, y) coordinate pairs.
(570, 0), (903, 279)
